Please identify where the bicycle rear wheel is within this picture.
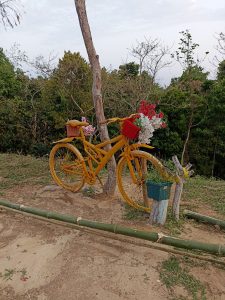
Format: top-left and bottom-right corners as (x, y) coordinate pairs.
(49, 143), (85, 192)
(117, 150), (165, 212)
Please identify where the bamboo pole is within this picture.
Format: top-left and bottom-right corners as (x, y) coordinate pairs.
(184, 210), (225, 230)
(0, 199), (225, 256)
(2, 204), (225, 267)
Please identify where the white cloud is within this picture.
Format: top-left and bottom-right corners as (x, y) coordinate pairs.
(0, 0), (224, 84)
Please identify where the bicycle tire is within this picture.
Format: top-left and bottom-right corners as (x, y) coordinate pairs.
(49, 143), (85, 192)
(117, 150), (167, 212)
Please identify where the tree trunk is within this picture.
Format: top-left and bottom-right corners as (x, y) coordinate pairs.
(172, 181), (183, 220)
(181, 110), (193, 165)
(74, 0), (116, 195)
(211, 135), (218, 177)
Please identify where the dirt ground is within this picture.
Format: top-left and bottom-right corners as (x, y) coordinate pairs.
(0, 183), (225, 300)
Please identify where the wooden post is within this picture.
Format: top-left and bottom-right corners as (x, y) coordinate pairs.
(148, 156), (194, 225)
(149, 199), (169, 225)
(172, 156), (194, 220)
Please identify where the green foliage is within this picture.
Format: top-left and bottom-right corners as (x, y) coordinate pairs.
(217, 60), (225, 80)
(171, 29), (201, 70)
(184, 176), (225, 216)
(146, 160), (175, 183)
(0, 38), (224, 179)
(0, 50), (93, 155)
(189, 77), (225, 178)
(164, 208), (184, 236)
(180, 66), (209, 82)
(0, 48), (22, 98)
(146, 168), (164, 183)
(119, 62), (139, 78)
(44, 51), (92, 120)
(123, 203), (147, 220)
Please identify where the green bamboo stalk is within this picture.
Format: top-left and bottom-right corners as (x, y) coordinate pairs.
(184, 209), (225, 230)
(0, 199), (225, 256)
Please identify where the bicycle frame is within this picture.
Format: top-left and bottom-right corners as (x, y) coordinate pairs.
(75, 128), (154, 185)
(54, 124), (155, 185)
(50, 119), (183, 212)
(75, 132), (127, 183)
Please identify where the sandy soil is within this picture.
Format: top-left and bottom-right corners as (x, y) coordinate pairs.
(0, 184), (225, 300)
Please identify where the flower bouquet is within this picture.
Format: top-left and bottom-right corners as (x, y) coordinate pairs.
(81, 117), (96, 136)
(122, 100), (166, 143)
(66, 117), (95, 137)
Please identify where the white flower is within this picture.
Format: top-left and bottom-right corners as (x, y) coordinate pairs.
(137, 113), (162, 144)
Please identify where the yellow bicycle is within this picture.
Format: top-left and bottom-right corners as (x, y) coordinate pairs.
(49, 116), (179, 212)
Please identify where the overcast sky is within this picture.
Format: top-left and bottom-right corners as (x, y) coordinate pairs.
(1, 0), (225, 85)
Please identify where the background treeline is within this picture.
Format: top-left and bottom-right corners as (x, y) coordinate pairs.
(0, 31), (225, 178)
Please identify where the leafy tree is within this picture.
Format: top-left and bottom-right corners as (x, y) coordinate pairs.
(45, 51), (92, 122)
(205, 78), (225, 177)
(119, 62), (139, 78)
(217, 60), (225, 80)
(0, 48), (22, 98)
(170, 30), (209, 164)
(102, 64), (161, 119)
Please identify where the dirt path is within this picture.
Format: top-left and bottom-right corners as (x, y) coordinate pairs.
(0, 208), (169, 300)
(0, 184), (225, 299)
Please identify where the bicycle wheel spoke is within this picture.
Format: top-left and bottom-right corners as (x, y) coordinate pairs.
(118, 151), (162, 212)
(49, 143), (85, 192)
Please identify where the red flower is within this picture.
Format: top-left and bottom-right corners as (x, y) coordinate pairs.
(137, 100), (167, 127)
(138, 100), (157, 119)
(158, 112), (164, 118)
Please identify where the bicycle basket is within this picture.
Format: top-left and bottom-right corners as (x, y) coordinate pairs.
(121, 119), (140, 139)
(66, 125), (80, 137)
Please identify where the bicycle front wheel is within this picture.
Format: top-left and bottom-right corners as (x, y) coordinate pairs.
(49, 143), (85, 192)
(117, 150), (165, 212)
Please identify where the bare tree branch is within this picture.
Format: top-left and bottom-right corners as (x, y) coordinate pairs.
(0, 0), (22, 28)
(7, 43), (57, 77)
(213, 32), (225, 64)
(130, 37), (171, 84)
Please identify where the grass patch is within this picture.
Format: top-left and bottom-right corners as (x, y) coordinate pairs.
(82, 186), (96, 197)
(0, 153), (51, 193)
(0, 268), (16, 281)
(123, 203), (148, 220)
(0, 267), (29, 282)
(159, 256), (206, 300)
(164, 208), (185, 236)
(183, 175), (225, 216)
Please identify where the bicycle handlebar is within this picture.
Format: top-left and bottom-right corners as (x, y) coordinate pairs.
(99, 114), (137, 125)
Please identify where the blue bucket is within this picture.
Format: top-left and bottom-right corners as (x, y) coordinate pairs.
(146, 181), (172, 201)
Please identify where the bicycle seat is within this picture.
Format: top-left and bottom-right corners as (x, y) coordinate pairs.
(66, 120), (89, 127)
